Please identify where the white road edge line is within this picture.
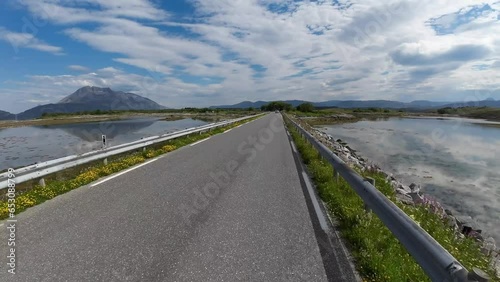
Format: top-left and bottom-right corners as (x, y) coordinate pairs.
(301, 171), (329, 231)
(90, 158), (158, 187)
(224, 128), (232, 133)
(189, 137), (210, 147)
(235, 124), (243, 128)
(290, 141), (298, 153)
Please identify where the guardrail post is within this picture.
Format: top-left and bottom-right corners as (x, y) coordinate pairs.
(103, 158), (108, 165)
(334, 170), (339, 184)
(468, 267), (490, 282)
(143, 147), (146, 152)
(39, 178), (46, 187)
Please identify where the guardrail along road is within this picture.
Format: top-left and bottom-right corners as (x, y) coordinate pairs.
(0, 114), (357, 282)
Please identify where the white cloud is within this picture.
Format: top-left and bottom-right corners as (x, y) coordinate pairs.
(67, 65), (90, 72)
(0, 27), (63, 54)
(2, 0), (500, 112)
(2, 67), (229, 112)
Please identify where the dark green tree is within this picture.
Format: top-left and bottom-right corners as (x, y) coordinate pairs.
(261, 101), (293, 111)
(296, 102), (315, 112)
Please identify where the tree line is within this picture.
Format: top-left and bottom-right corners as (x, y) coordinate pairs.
(260, 101), (315, 112)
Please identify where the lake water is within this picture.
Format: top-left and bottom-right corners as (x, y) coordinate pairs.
(321, 117), (500, 243)
(0, 118), (208, 171)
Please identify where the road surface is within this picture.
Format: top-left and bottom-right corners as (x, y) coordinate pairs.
(0, 113), (357, 281)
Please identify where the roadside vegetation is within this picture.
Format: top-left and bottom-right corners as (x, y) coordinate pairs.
(285, 118), (498, 281)
(436, 106), (500, 121)
(293, 107), (405, 125)
(260, 101), (294, 111)
(0, 116), (260, 219)
(260, 101), (404, 122)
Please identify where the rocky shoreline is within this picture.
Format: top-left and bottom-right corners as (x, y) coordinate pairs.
(295, 118), (500, 275)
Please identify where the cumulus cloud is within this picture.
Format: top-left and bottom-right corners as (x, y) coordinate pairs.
(390, 44), (491, 66)
(0, 27), (63, 54)
(67, 65), (90, 72)
(2, 67), (227, 112)
(2, 0), (500, 112)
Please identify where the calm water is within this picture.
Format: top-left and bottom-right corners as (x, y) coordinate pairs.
(322, 117), (500, 242)
(0, 118), (207, 171)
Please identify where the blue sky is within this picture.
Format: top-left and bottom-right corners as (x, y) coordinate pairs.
(0, 0), (499, 113)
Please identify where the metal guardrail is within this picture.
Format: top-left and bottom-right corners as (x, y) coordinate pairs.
(0, 114), (260, 189)
(284, 115), (484, 282)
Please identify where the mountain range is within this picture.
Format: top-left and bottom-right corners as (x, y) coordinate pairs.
(1, 86), (165, 120)
(210, 99), (500, 109)
(2, 87), (500, 120)
(0, 110), (15, 120)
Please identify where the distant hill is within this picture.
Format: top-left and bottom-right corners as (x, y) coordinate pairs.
(212, 99), (455, 109)
(0, 110), (15, 120)
(314, 100), (407, 108)
(211, 100), (309, 109)
(440, 100), (500, 108)
(13, 86), (165, 120)
(406, 100), (450, 108)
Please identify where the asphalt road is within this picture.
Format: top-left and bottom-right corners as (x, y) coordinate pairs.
(0, 113), (357, 281)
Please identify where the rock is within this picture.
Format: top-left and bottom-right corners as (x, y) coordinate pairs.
(455, 216), (484, 237)
(397, 183), (411, 193)
(481, 237), (497, 255)
(396, 193), (414, 205)
(396, 188), (409, 195)
(408, 191), (424, 204)
(470, 231), (484, 242)
(456, 215), (473, 227)
(444, 215), (458, 229)
(409, 183), (420, 192)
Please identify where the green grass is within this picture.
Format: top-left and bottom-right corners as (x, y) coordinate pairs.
(285, 118), (498, 282)
(0, 116), (260, 219)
